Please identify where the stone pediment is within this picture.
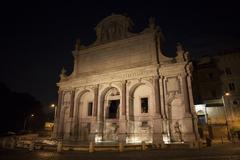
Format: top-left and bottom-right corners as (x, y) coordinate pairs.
(94, 14), (135, 44)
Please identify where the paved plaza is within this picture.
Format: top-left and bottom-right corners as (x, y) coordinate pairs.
(0, 144), (240, 160)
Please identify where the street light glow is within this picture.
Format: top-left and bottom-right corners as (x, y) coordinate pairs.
(51, 104), (55, 108)
(225, 92), (230, 96)
(31, 114), (34, 117)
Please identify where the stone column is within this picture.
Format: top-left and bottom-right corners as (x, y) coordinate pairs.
(69, 90), (75, 139)
(93, 85), (99, 117)
(181, 73), (191, 117)
(160, 75), (170, 143)
(69, 90), (75, 117)
(121, 80), (126, 116)
(119, 80), (127, 143)
(186, 67), (200, 143)
(180, 69), (199, 143)
(90, 85), (99, 142)
(73, 100), (80, 139)
(153, 76), (161, 115)
(152, 76), (164, 146)
(159, 76), (167, 119)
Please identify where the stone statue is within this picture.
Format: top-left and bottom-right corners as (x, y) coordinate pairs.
(60, 67), (67, 80)
(174, 121), (183, 142)
(176, 42), (184, 53)
(75, 38), (81, 51)
(176, 42), (189, 62)
(149, 17), (156, 29)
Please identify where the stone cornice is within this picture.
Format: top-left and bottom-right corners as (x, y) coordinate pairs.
(58, 65), (158, 89)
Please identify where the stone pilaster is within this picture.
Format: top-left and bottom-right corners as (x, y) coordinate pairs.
(118, 80), (127, 143)
(121, 80), (127, 116)
(153, 76), (161, 116)
(93, 85), (99, 117)
(69, 90), (75, 139)
(152, 76), (164, 145)
(180, 66), (199, 143)
(161, 76), (168, 119)
(180, 73), (191, 117)
(69, 90), (75, 118)
(152, 116), (164, 146)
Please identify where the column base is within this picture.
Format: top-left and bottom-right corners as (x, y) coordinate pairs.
(153, 133), (164, 148)
(89, 133), (96, 142)
(118, 133), (127, 143)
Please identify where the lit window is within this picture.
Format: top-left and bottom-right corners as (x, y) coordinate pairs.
(141, 98), (148, 113)
(229, 83), (235, 91)
(225, 68), (232, 75)
(197, 115), (206, 125)
(88, 102), (93, 116)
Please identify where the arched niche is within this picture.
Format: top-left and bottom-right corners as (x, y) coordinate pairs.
(103, 87), (121, 119)
(77, 91), (94, 119)
(99, 86), (121, 142)
(74, 90), (94, 141)
(128, 82), (153, 120)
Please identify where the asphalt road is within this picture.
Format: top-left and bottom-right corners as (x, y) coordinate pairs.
(0, 144), (240, 160)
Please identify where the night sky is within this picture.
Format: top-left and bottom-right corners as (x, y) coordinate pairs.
(1, 1), (240, 110)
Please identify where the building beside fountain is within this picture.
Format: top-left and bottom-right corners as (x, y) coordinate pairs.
(53, 14), (199, 146)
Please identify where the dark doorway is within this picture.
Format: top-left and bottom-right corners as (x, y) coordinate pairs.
(108, 100), (120, 119)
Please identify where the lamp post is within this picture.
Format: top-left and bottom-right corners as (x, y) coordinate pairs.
(50, 104), (57, 123)
(23, 114), (34, 132)
(50, 104), (58, 138)
(222, 92), (231, 140)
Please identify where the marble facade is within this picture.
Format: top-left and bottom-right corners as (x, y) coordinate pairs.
(53, 14), (199, 145)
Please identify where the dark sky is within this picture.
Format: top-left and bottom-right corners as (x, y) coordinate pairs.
(1, 1), (240, 108)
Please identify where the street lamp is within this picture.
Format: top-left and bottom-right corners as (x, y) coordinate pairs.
(50, 104), (57, 123)
(23, 114), (34, 132)
(50, 104), (57, 138)
(222, 92), (231, 140)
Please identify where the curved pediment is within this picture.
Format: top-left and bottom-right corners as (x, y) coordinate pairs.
(94, 14), (134, 44)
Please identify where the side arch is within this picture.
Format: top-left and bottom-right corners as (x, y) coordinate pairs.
(73, 89), (94, 141)
(128, 80), (154, 120)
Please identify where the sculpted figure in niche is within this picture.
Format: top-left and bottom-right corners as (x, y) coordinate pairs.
(95, 15), (134, 43)
(148, 17), (156, 29)
(174, 121), (183, 142)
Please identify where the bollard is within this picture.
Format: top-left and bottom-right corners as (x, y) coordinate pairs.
(10, 139), (15, 149)
(29, 141), (34, 151)
(141, 141), (146, 151)
(119, 142), (124, 152)
(190, 141), (199, 149)
(160, 142), (166, 149)
(57, 141), (62, 153)
(89, 142), (94, 153)
(155, 143), (160, 149)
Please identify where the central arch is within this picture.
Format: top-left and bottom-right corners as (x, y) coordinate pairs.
(99, 86), (121, 142)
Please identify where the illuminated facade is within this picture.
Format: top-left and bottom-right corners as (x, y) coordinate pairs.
(53, 14), (199, 145)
